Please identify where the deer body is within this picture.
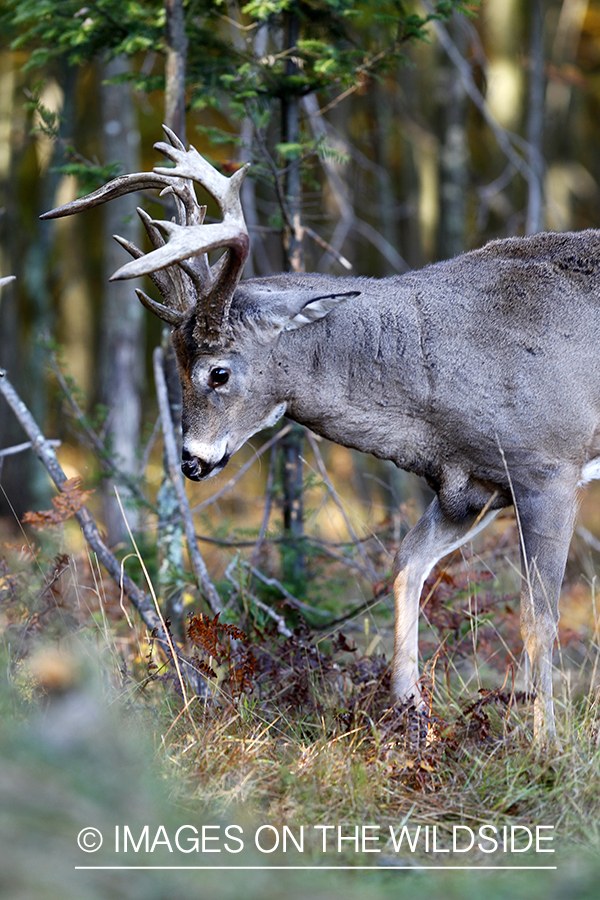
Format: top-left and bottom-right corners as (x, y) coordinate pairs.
(42, 128), (600, 739)
(183, 238), (600, 513)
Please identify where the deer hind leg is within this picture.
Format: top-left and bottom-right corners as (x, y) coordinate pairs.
(513, 482), (578, 741)
(391, 496), (499, 707)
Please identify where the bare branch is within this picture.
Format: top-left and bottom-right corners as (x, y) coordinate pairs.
(224, 557), (293, 638)
(0, 439), (60, 458)
(48, 353), (154, 512)
(302, 94), (409, 273)
(153, 345), (223, 616)
(240, 557), (329, 618)
(306, 432), (378, 582)
(0, 369), (200, 682)
(423, 2), (537, 187)
(352, 219), (409, 274)
(577, 526), (600, 554)
(303, 225), (352, 271)
(250, 443), (277, 568)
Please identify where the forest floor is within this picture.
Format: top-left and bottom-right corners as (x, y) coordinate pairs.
(2, 483), (600, 900)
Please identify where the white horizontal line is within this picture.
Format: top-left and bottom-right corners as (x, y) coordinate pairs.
(75, 865), (558, 871)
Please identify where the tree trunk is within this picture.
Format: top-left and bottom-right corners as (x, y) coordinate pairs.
(526, 0), (545, 235)
(280, 9), (305, 586)
(281, 11), (304, 275)
(157, 0), (188, 632)
(100, 55), (144, 544)
(437, 13), (468, 260)
(372, 83), (399, 275)
(0, 51), (26, 516)
(165, 0), (188, 143)
(1, 63), (77, 516)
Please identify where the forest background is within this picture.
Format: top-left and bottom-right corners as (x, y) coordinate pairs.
(2, 1), (600, 899)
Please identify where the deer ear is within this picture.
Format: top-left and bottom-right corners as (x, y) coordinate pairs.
(237, 287), (360, 336)
(282, 291), (360, 331)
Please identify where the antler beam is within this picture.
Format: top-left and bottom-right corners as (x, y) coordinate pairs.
(41, 125), (251, 344)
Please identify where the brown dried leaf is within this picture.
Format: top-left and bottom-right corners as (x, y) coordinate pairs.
(187, 612), (224, 660)
(22, 477), (94, 530)
(219, 621), (247, 642)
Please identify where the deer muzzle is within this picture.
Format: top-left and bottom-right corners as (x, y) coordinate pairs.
(181, 447), (230, 481)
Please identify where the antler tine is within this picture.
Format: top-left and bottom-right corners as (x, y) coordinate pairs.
(154, 142), (250, 218)
(154, 189), (212, 294)
(162, 123), (186, 152)
(135, 206), (199, 309)
(40, 127), (251, 343)
(113, 222), (194, 318)
(134, 288), (183, 326)
(178, 253), (213, 298)
(161, 184), (207, 228)
(40, 172), (175, 220)
(137, 206), (168, 251)
(113, 231), (179, 308)
(109, 218), (249, 282)
(150, 141), (251, 342)
(157, 172), (214, 299)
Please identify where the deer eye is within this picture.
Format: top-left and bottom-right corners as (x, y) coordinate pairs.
(208, 367), (229, 388)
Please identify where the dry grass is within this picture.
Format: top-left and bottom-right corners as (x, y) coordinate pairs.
(3, 502), (600, 898)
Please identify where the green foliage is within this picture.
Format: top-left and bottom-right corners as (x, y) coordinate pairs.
(6, 0), (476, 143)
(53, 160), (124, 195)
(6, 0), (165, 68)
(276, 141), (304, 159)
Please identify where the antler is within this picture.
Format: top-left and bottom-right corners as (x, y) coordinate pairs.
(41, 125), (250, 344)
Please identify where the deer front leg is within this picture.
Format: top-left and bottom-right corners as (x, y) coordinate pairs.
(391, 496), (499, 707)
(513, 481), (578, 741)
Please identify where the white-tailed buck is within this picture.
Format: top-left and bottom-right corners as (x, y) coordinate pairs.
(43, 126), (600, 739)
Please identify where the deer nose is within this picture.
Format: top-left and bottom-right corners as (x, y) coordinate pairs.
(181, 447), (230, 481)
(181, 447), (206, 481)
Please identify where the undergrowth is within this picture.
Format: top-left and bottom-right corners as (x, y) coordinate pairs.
(3, 528), (600, 879)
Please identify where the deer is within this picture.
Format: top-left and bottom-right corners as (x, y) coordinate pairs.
(42, 125), (600, 740)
